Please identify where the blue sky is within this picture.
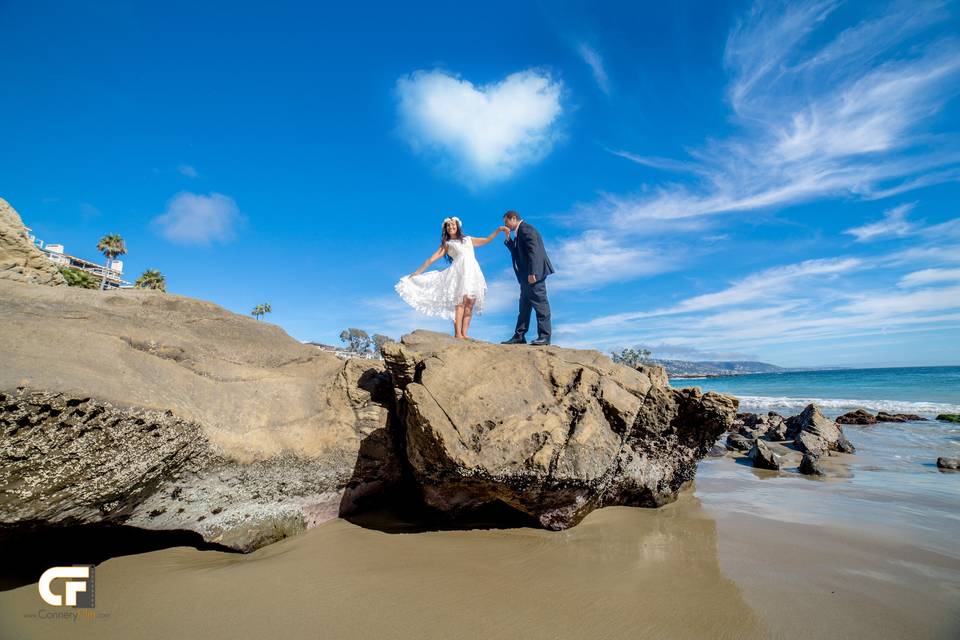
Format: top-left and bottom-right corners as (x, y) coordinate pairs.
(2, 0), (959, 368)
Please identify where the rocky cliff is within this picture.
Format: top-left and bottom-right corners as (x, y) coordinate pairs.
(1, 279), (737, 551)
(0, 198), (66, 287)
(0, 280), (398, 551)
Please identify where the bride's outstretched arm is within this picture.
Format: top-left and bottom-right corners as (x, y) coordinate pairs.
(411, 245), (446, 276)
(471, 227), (510, 247)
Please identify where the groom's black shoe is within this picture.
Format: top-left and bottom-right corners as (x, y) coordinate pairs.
(501, 336), (526, 344)
(529, 338), (550, 346)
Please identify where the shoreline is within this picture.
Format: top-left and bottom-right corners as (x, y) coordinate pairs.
(2, 454), (957, 639)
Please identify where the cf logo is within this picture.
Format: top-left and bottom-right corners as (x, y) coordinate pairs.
(38, 566), (95, 608)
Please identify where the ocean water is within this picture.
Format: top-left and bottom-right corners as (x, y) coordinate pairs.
(671, 365), (960, 416)
(677, 364), (960, 564)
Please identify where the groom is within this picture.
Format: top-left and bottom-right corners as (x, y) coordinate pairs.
(501, 210), (555, 346)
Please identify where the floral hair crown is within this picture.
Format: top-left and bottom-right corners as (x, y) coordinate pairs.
(442, 216), (462, 226)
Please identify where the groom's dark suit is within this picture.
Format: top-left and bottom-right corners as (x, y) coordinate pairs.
(505, 220), (555, 342)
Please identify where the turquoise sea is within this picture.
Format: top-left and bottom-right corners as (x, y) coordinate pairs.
(678, 365), (960, 564)
(670, 365), (960, 416)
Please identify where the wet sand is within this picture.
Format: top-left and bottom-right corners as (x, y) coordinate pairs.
(2, 456), (958, 639)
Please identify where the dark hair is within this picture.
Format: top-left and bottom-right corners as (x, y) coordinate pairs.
(441, 218), (464, 263)
(503, 210), (520, 221)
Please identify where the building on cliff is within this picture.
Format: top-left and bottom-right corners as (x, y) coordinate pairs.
(29, 232), (131, 289)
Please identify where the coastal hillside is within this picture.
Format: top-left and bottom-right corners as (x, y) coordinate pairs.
(656, 358), (786, 377)
(0, 197), (66, 287)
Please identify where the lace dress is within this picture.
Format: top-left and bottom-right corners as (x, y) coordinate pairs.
(396, 237), (487, 320)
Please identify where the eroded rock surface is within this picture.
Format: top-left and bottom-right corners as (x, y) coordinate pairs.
(0, 198), (66, 287)
(381, 331), (738, 530)
(0, 280), (398, 551)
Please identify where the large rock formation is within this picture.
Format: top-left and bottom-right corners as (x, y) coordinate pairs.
(1, 280), (738, 549)
(0, 280), (398, 551)
(381, 331), (738, 530)
(0, 198), (66, 286)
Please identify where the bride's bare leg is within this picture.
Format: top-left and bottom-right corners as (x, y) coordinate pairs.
(454, 304), (465, 337)
(462, 297), (475, 337)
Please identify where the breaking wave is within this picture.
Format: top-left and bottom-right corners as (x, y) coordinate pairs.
(734, 395), (960, 416)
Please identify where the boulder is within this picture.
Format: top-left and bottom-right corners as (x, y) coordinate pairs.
(707, 442), (729, 457)
(761, 417), (788, 441)
(0, 280), (399, 551)
(876, 412), (927, 423)
(381, 331), (738, 530)
(836, 409), (877, 425)
(0, 198), (67, 287)
(799, 452), (826, 476)
(937, 457), (960, 470)
(726, 433), (754, 452)
(786, 404), (855, 455)
(936, 414), (960, 424)
(748, 439), (781, 470)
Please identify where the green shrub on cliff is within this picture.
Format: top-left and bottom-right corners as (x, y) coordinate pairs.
(59, 266), (100, 289)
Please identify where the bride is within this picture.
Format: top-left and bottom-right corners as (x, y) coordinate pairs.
(395, 216), (506, 339)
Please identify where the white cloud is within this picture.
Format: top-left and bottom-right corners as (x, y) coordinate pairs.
(560, 256), (862, 334)
(178, 165), (199, 178)
(396, 68), (563, 185)
(898, 267), (960, 288)
(599, 1), (960, 226)
(577, 44), (610, 94)
(153, 192), (241, 245)
(844, 203), (917, 241)
(549, 231), (680, 290)
(553, 235), (960, 362)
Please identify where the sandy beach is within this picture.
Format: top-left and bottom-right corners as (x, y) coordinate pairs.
(3, 450), (958, 640)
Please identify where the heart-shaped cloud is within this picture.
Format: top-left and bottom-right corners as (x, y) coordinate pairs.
(397, 68), (563, 185)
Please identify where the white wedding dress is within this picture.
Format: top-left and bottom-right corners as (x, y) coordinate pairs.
(396, 237), (487, 320)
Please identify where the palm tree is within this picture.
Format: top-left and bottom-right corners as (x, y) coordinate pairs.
(97, 234), (127, 290)
(251, 303), (272, 320)
(135, 269), (166, 291)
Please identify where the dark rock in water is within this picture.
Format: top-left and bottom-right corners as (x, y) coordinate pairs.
(836, 409), (877, 425)
(748, 439), (781, 470)
(795, 430), (828, 456)
(834, 433), (856, 454)
(799, 452), (826, 476)
(738, 424), (762, 438)
(707, 442), (729, 457)
(936, 414), (960, 423)
(875, 411), (927, 423)
(726, 433), (754, 452)
(762, 419), (788, 441)
(937, 457), (960, 470)
(382, 331), (739, 530)
(787, 404), (855, 455)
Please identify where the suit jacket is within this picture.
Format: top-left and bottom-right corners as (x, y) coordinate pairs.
(505, 221), (555, 284)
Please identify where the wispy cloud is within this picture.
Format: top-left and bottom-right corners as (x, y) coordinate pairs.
(79, 202), (101, 219)
(898, 267), (960, 287)
(396, 68), (564, 186)
(178, 165), (199, 178)
(601, 0), (960, 226)
(844, 203), (917, 241)
(547, 231), (683, 291)
(577, 44), (610, 94)
(152, 192), (241, 245)
(554, 234), (960, 362)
